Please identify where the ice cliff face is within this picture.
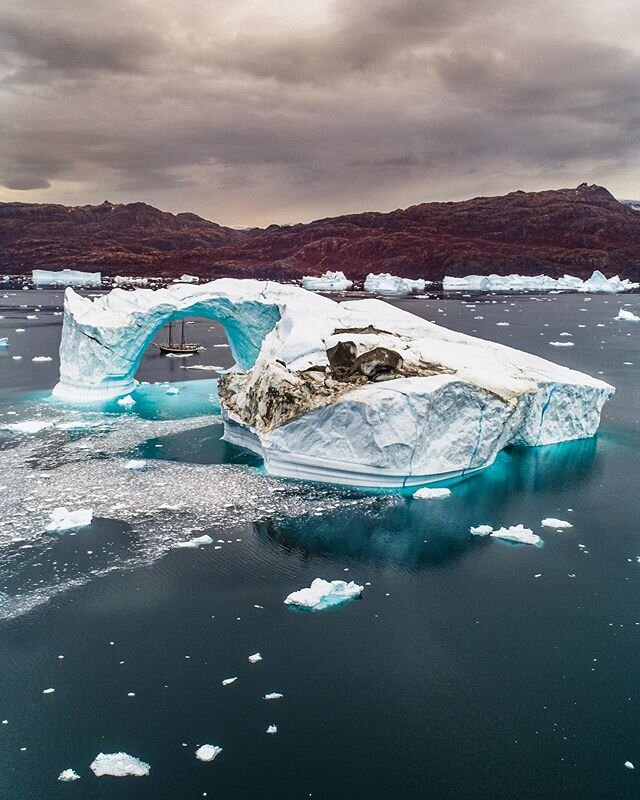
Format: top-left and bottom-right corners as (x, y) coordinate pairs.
(364, 273), (428, 295)
(54, 279), (614, 488)
(32, 269), (101, 287)
(443, 270), (639, 293)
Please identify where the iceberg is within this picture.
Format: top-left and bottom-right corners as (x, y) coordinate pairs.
(284, 578), (364, 610)
(174, 274), (199, 284)
(248, 652), (262, 663)
(0, 337), (8, 347)
(32, 269), (101, 287)
(54, 278), (614, 489)
(45, 507), (93, 532)
(264, 692), (283, 700)
(443, 270), (638, 293)
(90, 752), (150, 777)
(364, 273), (427, 295)
(195, 744), (222, 762)
(412, 487), (451, 499)
(266, 724), (278, 734)
(470, 524), (493, 536)
(541, 518), (573, 529)
(615, 309), (640, 321)
(113, 276), (149, 287)
(58, 769), (81, 782)
(3, 420), (53, 434)
(174, 534), (213, 548)
(301, 271), (353, 292)
(490, 524), (541, 545)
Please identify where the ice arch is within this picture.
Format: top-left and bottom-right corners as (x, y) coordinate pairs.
(52, 279), (335, 403)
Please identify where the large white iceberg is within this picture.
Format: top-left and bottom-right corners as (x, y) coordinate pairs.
(364, 273), (427, 295)
(443, 270), (638, 293)
(45, 507), (93, 532)
(284, 578), (364, 610)
(301, 271), (353, 292)
(53, 278), (614, 489)
(32, 269), (101, 288)
(89, 752), (150, 777)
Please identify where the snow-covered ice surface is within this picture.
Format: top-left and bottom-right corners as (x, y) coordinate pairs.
(89, 752), (150, 777)
(195, 745), (222, 762)
(443, 270), (639, 293)
(284, 578), (364, 611)
(54, 279), (614, 489)
(364, 273), (427, 295)
(301, 271), (353, 292)
(32, 269), (101, 288)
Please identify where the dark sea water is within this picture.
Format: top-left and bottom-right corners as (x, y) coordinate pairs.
(1, 285), (640, 799)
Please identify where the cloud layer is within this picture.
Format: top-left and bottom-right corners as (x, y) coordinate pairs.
(1, 0), (639, 225)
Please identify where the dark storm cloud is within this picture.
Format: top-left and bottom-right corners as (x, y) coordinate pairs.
(1, 0), (639, 224)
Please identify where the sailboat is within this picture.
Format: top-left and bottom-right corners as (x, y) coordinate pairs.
(154, 319), (201, 355)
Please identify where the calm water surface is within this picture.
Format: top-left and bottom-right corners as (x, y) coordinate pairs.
(1, 286), (639, 799)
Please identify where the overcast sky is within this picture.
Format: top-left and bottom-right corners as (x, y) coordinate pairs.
(1, 0), (639, 226)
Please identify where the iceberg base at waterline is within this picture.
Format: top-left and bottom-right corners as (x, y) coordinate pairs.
(53, 279), (614, 489)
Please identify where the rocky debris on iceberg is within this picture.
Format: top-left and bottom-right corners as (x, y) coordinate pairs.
(54, 278), (614, 488)
(443, 270), (638, 293)
(195, 745), (222, 762)
(284, 578), (364, 610)
(32, 269), (101, 287)
(90, 752), (150, 777)
(615, 309), (640, 321)
(364, 273), (427, 295)
(45, 507), (93, 532)
(301, 271), (353, 292)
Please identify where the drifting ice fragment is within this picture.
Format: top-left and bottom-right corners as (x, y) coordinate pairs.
(264, 693), (283, 700)
(32, 356), (52, 362)
(284, 578), (364, 611)
(166, 386), (180, 395)
(3, 420), (53, 433)
(124, 460), (146, 470)
(248, 653), (262, 663)
(490, 525), (541, 545)
(90, 752), (150, 777)
(222, 677), (237, 686)
(174, 534), (213, 548)
(266, 725), (278, 734)
(0, 338), (7, 347)
(58, 769), (80, 781)
(625, 761), (635, 770)
(43, 688), (55, 694)
(195, 745), (222, 762)
(541, 518), (573, 529)
(549, 341), (574, 347)
(117, 395), (136, 408)
(301, 271), (352, 292)
(616, 309), (640, 322)
(364, 273), (427, 295)
(45, 507), (93, 532)
(412, 487), (451, 499)
(470, 525), (493, 536)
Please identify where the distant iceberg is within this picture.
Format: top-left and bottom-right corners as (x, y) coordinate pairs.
(284, 578), (364, 611)
(58, 769), (81, 782)
(302, 271), (353, 292)
(364, 273), (427, 295)
(45, 507), (93, 532)
(195, 745), (222, 762)
(615, 309), (640, 321)
(90, 752), (150, 777)
(443, 270), (638, 293)
(32, 269), (101, 287)
(113, 276), (149, 287)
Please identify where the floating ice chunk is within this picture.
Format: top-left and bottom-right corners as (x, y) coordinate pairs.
(284, 578), (364, 611)
(11, 356), (22, 360)
(248, 652), (263, 663)
(615, 309), (640, 322)
(195, 744), (222, 762)
(90, 752), (150, 777)
(470, 525), (493, 536)
(175, 274), (199, 284)
(222, 677), (237, 686)
(117, 395), (136, 408)
(33, 269), (101, 288)
(443, 271), (639, 293)
(364, 273), (427, 295)
(166, 387), (180, 395)
(541, 518), (573, 529)
(264, 693), (283, 700)
(549, 341), (574, 347)
(496, 322), (510, 326)
(490, 525), (541, 545)
(45, 507), (93, 532)
(302, 271), (353, 292)
(4, 420), (53, 433)
(412, 487), (451, 499)
(174, 534), (214, 548)
(32, 356), (52, 362)
(58, 769), (81, 782)
(625, 761), (635, 770)
(266, 725), (278, 734)
(124, 459), (146, 470)
(0, 337), (7, 347)
(43, 687), (55, 694)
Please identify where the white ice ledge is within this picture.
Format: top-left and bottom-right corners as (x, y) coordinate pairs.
(443, 270), (638, 293)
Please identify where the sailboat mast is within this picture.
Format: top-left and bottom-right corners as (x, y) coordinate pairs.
(168, 321), (173, 346)
(181, 319), (186, 346)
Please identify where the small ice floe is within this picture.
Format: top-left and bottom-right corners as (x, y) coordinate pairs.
(195, 744), (222, 762)
(264, 693), (283, 700)
(90, 752), (150, 777)
(266, 725), (278, 735)
(496, 322), (510, 326)
(490, 525), (541, 546)
(549, 341), (575, 347)
(284, 578), (364, 611)
(58, 769), (80, 782)
(12, 356), (22, 360)
(43, 688), (55, 694)
(46, 507), (93, 533)
(222, 677), (237, 686)
(180, 365), (222, 371)
(470, 525), (493, 536)
(616, 309), (640, 322)
(116, 395), (136, 408)
(124, 459), (146, 470)
(412, 487), (451, 499)
(0, 337), (8, 347)
(3, 420), (52, 433)
(32, 356), (52, 362)
(166, 386), (180, 395)
(541, 518), (573, 529)
(625, 761), (634, 770)
(248, 653), (262, 663)
(174, 534), (213, 549)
